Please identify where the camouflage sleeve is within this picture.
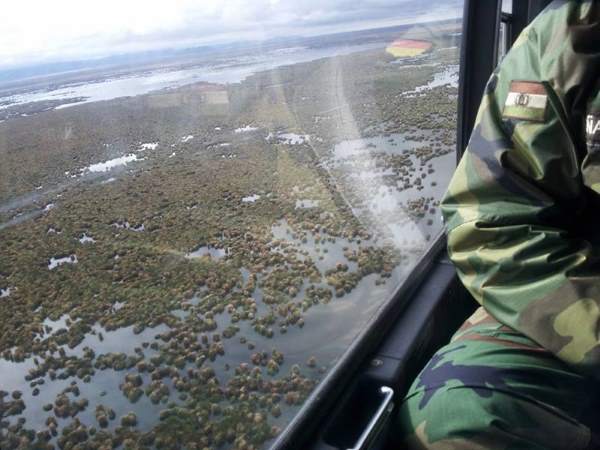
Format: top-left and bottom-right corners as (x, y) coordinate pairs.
(441, 0), (600, 377)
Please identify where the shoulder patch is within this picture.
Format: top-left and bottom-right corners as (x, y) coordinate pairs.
(502, 81), (548, 122)
(586, 113), (600, 151)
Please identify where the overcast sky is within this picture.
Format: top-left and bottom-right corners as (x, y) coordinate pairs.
(0, 0), (461, 69)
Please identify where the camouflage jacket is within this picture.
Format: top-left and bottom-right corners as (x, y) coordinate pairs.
(441, 0), (600, 377)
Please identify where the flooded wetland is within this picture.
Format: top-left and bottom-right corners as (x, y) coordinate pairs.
(0, 24), (459, 450)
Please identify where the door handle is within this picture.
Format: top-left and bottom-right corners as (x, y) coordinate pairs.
(347, 386), (394, 450)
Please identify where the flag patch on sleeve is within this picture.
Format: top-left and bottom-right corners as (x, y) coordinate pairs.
(502, 81), (548, 122)
(586, 113), (600, 151)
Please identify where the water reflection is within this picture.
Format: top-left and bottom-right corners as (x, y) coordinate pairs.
(185, 245), (227, 260)
(48, 255), (78, 270)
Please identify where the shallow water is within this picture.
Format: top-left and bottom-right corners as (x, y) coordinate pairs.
(242, 194), (261, 203)
(0, 322), (170, 436)
(270, 219), (362, 274)
(0, 42), (387, 112)
(185, 245), (227, 259)
(39, 314), (77, 336)
(84, 154), (140, 173)
(78, 233), (95, 244)
(403, 64), (459, 95)
(235, 125), (259, 133)
(48, 255), (78, 270)
(1, 129), (448, 441)
(138, 142), (158, 151)
(325, 131), (454, 247)
(277, 133), (311, 145)
(330, 132), (430, 160)
(0, 31), (461, 449)
(111, 221), (145, 232)
(170, 225), (405, 388)
(295, 199), (320, 209)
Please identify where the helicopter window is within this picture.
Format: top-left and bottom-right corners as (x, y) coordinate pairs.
(0, 1), (463, 448)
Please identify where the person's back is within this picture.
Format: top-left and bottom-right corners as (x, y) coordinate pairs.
(396, 1), (600, 448)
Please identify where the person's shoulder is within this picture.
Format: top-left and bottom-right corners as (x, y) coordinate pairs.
(533, 0), (600, 34)
(514, 0), (596, 46)
(502, 0), (600, 98)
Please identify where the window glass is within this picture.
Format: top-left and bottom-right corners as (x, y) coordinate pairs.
(0, 1), (463, 448)
(499, 21), (509, 62)
(499, 0), (513, 63)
